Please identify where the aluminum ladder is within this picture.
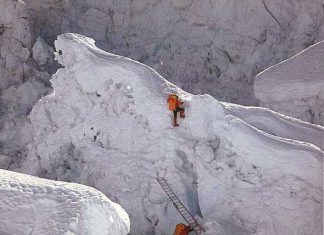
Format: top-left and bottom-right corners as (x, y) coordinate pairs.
(156, 177), (204, 234)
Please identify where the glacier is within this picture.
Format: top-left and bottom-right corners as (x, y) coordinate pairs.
(11, 33), (322, 234)
(1, 0), (323, 164)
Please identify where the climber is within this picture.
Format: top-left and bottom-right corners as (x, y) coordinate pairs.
(167, 94), (185, 127)
(173, 223), (193, 235)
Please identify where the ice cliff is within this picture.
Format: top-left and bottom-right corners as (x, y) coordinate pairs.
(0, 169), (129, 235)
(255, 40), (324, 125)
(17, 33), (323, 234)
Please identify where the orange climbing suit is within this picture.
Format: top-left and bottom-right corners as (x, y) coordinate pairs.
(173, 223), (193, 235)
(167, 94), (185, 127)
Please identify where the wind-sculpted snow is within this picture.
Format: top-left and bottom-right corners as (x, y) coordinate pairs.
(222, 102), (324, 150)
(0, 169), (130, 235)
(255, 40), (324, 125)
(20, 34), (323, 234)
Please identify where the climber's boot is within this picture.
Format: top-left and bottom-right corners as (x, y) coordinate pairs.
(179, 109), (185, 119)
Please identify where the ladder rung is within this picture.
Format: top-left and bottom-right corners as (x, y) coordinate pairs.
(179, 212), (188, 214)
(181, 210), (190, 214)
(173, 202), (182, 206)
(156, 177), (203, 234)
(190, 223), (199, 227)
(163, 188), (172, 191)
(189, 221), (198, 225)
(175, 206), (185, 210)
(190, 221), (199, 224)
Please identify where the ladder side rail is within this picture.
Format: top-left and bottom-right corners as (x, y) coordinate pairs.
(157, 178), (196, 219)
(158, 185), (198, 227)
(157, 177), (204, 234)
(157, 177), (199, 221)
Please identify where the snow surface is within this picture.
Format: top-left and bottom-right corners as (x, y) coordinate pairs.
(0, 169), (129, 235)
(18, 33), (323, 234)
(255, 40), (324, 125)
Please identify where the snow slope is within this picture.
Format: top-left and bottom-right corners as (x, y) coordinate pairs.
(19, 33), (323, 234)
(0, 169), (129, 235)
(255, 40), (324, 125)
